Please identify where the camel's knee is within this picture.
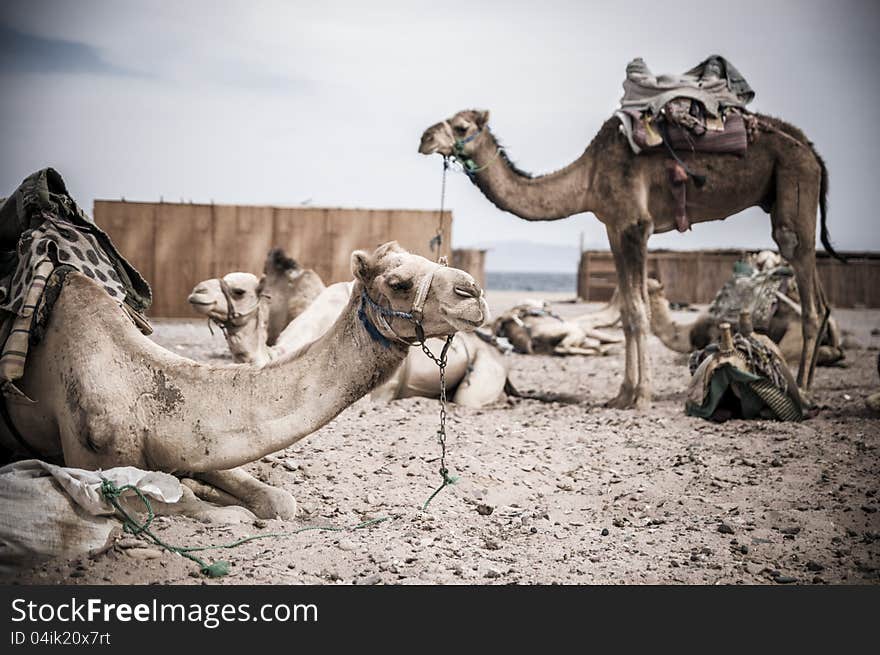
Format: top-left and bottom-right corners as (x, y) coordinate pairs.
(773, 227), (799, 261)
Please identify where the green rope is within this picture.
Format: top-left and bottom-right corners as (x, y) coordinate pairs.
(100, 478), (388, 578)
(421, 468), (459, 511)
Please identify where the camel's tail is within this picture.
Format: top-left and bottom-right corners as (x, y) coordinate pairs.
(503, 378), (582, 404)
(815, 151), (846, 263)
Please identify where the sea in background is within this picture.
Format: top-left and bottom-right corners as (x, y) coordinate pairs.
(486, 271), (576, 293)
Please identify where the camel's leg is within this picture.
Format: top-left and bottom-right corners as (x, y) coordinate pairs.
(180, 477), (241, 507)
(771, 169), (822, 389)
(776, 324), (804, 364)
(195, 468), (297, 520)
(605, 221), (652, 409)
(554, 345), (601, 356)
(120, 484), (257, 525)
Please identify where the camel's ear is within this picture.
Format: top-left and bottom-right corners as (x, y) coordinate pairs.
(351, 250), (373, 283)
(475, 110), (490, 128)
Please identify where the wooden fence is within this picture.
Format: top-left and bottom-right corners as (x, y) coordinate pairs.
(94, 200), (452, 317)
(577, 249), (880, 308)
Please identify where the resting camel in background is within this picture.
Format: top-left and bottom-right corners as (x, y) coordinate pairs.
(0, 242), (488, 519)
(646, 278), (844, 366)
(420, 108), (842, 408)
(492, 300), (622, 356)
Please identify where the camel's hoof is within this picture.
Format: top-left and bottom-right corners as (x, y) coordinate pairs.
(605, 389), (651, 410)
(194, 506), (256, 525)
(251, 487), (298, 520)
(798, 388), (816, 409)
(605, 390), (634, 409)
(866, 392), (880, 413)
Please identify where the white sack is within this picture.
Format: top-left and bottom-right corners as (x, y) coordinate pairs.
(0, 459), (182, 574)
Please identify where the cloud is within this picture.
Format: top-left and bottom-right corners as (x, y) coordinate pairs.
(0, 23), (144, 77)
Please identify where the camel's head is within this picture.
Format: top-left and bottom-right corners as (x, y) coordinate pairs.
(352, 241), (489, 342)
(418, 109), (490, 158)
(749, 250), (783, 272)
(188, 272), (263, 325)
(646, 278), (664, 297)
(262, 247), (303, 295)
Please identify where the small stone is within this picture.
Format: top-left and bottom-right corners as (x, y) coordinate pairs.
(779, 526), (801, 535)
(476, 504), (494, 516)
(740, 544), (749, 554)
(773, 574), (797, 584)
(253, 519), (268, 529)
(282, 459), (301, 472)
(69, 570), (85, 578)
(361, 574), (382, 585)
(770, 458), (783, 467)
(483, 539), (501, 551)
(337, 539), (357, 552)
(485, 567), (502, 579)
(718, 522), (735, 535)
(806, 560), (825, 572)
(125, 548), (163, 560)
(601, 528), (609, 536)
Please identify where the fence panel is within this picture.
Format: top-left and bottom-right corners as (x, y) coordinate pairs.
(94, 201), (453, 316)
(151, 203), (215, 317)
(213, 205), (275, 279)
(93, 201), (155, 290)
(578, 250), (880, 308)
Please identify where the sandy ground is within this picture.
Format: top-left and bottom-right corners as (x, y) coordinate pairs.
(7, 291), (879, 585)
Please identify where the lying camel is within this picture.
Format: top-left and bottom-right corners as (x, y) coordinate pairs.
(189, 268), (511, 408)
(646, 277), (844, 365)
(261, 248), (325, 345)
(493, 300), (622, 356)
(0, 242), (488, 519)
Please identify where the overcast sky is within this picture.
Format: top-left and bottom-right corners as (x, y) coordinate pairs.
(1, 0), (878, 261)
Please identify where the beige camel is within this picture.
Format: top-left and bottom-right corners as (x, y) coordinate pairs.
(0, 242), (488, 519)
(189, 270), (511, 408)
(493, 300), (622, 356)
(261, 248), (325, 345)
(646, 278), (844, 366)
(420, 108), (841, 407)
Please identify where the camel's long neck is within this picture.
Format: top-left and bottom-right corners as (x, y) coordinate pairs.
(465, 129), (596, 221)
(143, 282), (408, 471)
(648, 293), (692, 354)
(223, 307), (270, 367)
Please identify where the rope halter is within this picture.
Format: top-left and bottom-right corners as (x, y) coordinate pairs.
(359, 266), (439, 348)
(208, 277), (271, 337)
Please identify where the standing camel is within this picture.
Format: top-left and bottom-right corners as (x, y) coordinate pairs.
(419, 109), (841, 408)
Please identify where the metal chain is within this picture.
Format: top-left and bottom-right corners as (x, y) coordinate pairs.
(420, 334), (456, 509)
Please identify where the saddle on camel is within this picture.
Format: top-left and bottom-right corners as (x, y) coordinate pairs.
(615, 55), (755, 233)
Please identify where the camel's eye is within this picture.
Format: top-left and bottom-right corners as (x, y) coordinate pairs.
(387, 276), (412, 292)
(231, 288), (246, 298)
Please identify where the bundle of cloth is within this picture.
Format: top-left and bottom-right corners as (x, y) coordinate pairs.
(615, 55), (756, 232)
(0, 168), (152, 407)
(686, 319), (803, 422)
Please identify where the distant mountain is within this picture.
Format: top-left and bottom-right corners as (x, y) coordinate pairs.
(464, 239), (605, 273)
